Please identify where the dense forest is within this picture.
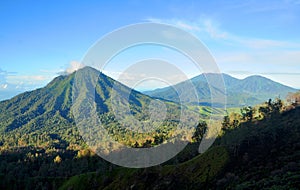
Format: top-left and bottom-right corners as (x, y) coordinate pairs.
(58, 97), (300, 189)
(0, 95), (299, 189)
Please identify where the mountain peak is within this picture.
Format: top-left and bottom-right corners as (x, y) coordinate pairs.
(144, 73), (298, 107)
(77, 66), (99, 73)
(243, 75), (270, 81)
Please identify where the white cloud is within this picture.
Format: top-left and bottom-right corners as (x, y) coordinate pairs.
(57, 61), (85, 75)
(66, 61), (85, 74)
(146, 18), (202, 32)
(146, 18), (228, 39)
(142, 17), (300, 88)
(0, 84), (8, 89)
(203, 19), (228, 39)
(175, 21), (201, 31)
(146, 17), (300, 50)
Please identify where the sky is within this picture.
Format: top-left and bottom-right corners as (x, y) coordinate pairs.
(0, 0), (300, 100)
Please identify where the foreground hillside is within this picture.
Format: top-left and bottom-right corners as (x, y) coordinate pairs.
(60, 101), (300, 190)
(60, 146), (229, 190)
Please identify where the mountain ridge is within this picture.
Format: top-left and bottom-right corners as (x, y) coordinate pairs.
(1, 69), (297, 106)
(0, 66), (187, 149)
(144, 73), (297, 107)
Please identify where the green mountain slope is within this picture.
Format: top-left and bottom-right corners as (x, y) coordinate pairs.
(59, 103), (300, 190)
(0, 67), (198, 148)
(145, 73), (297, 107)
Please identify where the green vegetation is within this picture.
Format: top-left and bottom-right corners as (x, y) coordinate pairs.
(215, 98), (300, 189)
(0, 67), (299, 189)
(59, 96), (300, 190)
(0, 67), (185, 149)
(0, 67), (208, 189)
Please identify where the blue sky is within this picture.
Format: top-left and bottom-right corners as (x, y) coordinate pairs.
(0, 0), (300, 99)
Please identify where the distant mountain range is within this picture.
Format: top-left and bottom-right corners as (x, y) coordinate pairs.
(144, 73), (298, 107)
(0, 68), (297, 138)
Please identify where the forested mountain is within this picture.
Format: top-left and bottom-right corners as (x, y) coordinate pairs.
(0, 67), (299, 189)
(145, 73), (297, 107)
(0, 66), (188, 189)
(0, 66), (191, 149)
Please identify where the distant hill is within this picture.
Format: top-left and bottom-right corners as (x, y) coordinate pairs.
(144, 73), (298, 107)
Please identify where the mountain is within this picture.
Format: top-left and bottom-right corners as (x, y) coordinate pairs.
(0, 68), (111, 140)
(0, 67), (299, 189)
(0, 66), (198, 189)
(145, 73), (298, 107)
(0, 66), (195, 149)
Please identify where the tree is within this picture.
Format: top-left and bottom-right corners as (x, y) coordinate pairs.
(153, 135), (164, 145)
(232, 119), (240, 129)
(222, 116), (231, 131)
(272, 98), (283, 113)
(53, 155), (62, 164)
(134, 141), (139, 148)
(259, 106), (271, 119)
(241, 106), (254, 122)
(142, 139), (152, 148)
(192, 121), (207, 142)
(259, 98), (283, 119)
